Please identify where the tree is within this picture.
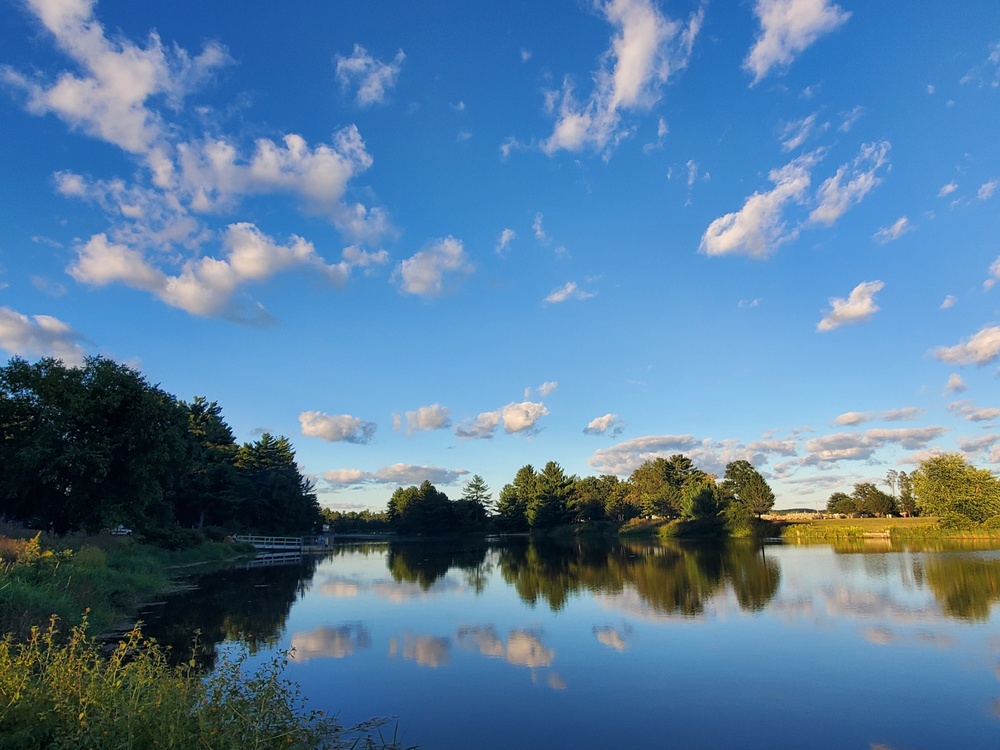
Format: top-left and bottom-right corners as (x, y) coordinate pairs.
(527, 461), (574, 529)
(911, 454), (1000, 525)
(386, 480), (453, 534)
(495, 465), (537, 532)
(461, 475), (493, 515)
(570, 475), (621, 522)
(680, 478), (722, 521)
(884, 469), (899, 499)
(852, 482), (897, 517)
(897, 471), (916, 516)
(827, 492), (858, 515)
(722, 460), (775, 518)
(235, 433), (321, 534)
(627, 458), (680, 518)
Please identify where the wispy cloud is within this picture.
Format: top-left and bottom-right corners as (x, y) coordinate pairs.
(584, 413), (626, 437)
(322, 464), (468, 487)
(833, 407), (923, 426)
(335, 45), (405, 107)
(543, 281), (597, 304)
(873, 217), (911, 244)
(744, 0), (851, 84)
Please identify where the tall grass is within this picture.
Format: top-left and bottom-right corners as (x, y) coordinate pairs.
(0, 616), (406, 750)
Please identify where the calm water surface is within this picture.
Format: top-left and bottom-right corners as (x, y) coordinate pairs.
(146, 538), (1000, 749)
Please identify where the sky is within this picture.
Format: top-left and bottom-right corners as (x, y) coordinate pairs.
(2, 0), (1000, 512)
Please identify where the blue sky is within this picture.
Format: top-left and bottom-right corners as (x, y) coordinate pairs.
(2, 0), (999, 511)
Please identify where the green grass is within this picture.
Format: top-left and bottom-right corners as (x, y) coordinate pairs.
(779, 516), (1000, 546)
(0, 616), (406, 750)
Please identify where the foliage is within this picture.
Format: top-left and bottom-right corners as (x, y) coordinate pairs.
(0, 617), (406, 750)
(526, 461), (574, 529)
(321, 509), (391, 533)
(721, 460), (775, 518)
(911, 454), (1000, 525)
(0, 357), (321, 538)
(680, 478), (722, 521)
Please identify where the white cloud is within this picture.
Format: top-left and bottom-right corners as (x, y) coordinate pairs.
(533, 213), (549, 244)
(873, 216), (911, 244)
(804, 426), (948, 463)
(584, 413), (625, 437)
(945, 373), (967, 394)
(537, 381), (559, 396)
(986, 256), (1000, 292)
(808, 141), (890, 226)
(4, 0), (229, 155)
(495, 228), (517, 256)
(404, 404), (452, 435)
(394, 236), (473, 297)
(588, 434), (700, 474)
(69, 224), (352, 321)
(780, 113), (822, 151)
(500, 400), (549, 434)
(947, 400), (1000, 423)
(543, 281), (597, 304)
(455, 411), (502, 440)
(744, 0), (851, 83)
(837, 105), (863, 132)
(699, 153), (816, 259)
(541, 0), (703, 157)
(335, 45), (405, 107)
(956, 433), (1000, 459)
(978, 180), (997, 200)
(932, 325), (1000, 366)
(938, 181), (958, 197)
(300, 411), (377, 444)
(833, 407), (923, 426)
(940, 295), (957, 310)
(816, 280), (884, 332)
(322, 464), (468, 487)
(0, 305), (88, 365)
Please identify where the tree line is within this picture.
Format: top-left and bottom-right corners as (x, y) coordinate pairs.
(0, 357), (321, 540)
(361, 455), (776, 536)
(826, 454), (1000, 528)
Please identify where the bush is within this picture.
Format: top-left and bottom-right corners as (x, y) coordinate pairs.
(0, 617), (407, 750)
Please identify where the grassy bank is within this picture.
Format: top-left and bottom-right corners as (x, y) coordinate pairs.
(0, 616), (403, 750)
(0, 525), (255, 639)
(778, 516), (1000, 546)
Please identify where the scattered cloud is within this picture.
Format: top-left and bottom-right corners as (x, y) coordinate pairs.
(454, 411), (502, 440)
(817, 280), (884, 332)
(978, 179), (997, 201)
(543, 281), (597, 304)
(541, 0), (703, 157)
(932, 325), (1000, 366)
(289, 625), (371, 661)
(803, 426), (948, 463)
(299, 411), (377, 443)
(495, 228), (516, 256)
(780, 113), (822, 151)
(0, 305), (89, 365)
(584, 413), (626, 437)
(589, 434), (701, 475)
(956, 433), (1000, 460)
(837, 105), (863, 132)
(947, 400), (1000, 423)
(744, 0), (851, 84)
(455, 400), (550, 439)
(404, 403), (451, 435)
(873, 217), (911, 244)
(533, 213), (549, 244)
(335, 45), (405, 106)
(394, 236), (473, 297)
(699, 152), (816, 259)
(738, 298), (762, 309)
(322, 464), (469, 487)
(940, 295), (957, 310)
(537, 381), (559, 397)
(808, 141), (890, 226)
(938, 181), (958, 197)
(832, 407), (923, 426)
(69, 224), (353, 322)
(30, 275), (67, 297)
(945, 373), (967, 394)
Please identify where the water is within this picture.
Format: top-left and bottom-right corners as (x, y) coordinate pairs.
(143, 537), (1000, 749)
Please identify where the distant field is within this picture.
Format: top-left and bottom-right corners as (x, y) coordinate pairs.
(780, 516), (938, 530)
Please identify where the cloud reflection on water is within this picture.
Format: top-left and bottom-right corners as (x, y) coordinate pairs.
(289, 624), (371, 661)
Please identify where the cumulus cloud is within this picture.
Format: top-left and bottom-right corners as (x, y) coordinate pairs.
(455, 400), (549, 439)
(945, 373), (967, 394)
(744, 0), (851, 83)
(3, 0), (229, 155)
(543, 281), (597, 304)
(322, 464), (468, 487)
(699, 153), (816, 258)
(584, 413), (626, 437)
(804, 426), (948, 463)
(956, 433), (1000, 460)
(69, 224), (354, 321)
(537, 381), (559, 396)
(817, 280), (884, 332)
(495, 228), (516, 256)
(394, 237), (473, 297)
(454, 411), (502, 440)
(588, 434), (701, 474)
(541, 0), (703, 157)
(873, 216), (911, 244)
(938, 181), (958, 197)
(978, 179), (997, 201)
(299, 411), (377, 444)
(335, 45), (405, 106)
(0, 306), (89, 365)
(932, 325), (1000, 366)
(808, 141), (890, 226)
(404, 404), (451, 435)
(833, 407), (923, 426)
(947, 400), (1000, 423)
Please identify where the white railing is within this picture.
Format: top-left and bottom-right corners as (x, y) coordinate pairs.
(233, 535), (303, 550)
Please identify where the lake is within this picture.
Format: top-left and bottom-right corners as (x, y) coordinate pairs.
(143, 537), (1000, 749)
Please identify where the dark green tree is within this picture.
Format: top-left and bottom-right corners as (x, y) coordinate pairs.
(680, 478), (722, 520)
(722, 460), (775, 517)
(386, 480), (453, 534)
(495, 465), (537, 532)
(461, 474), (492, 515)
(527, 461), (574, 529)
(897, 471), (916, 516)
(852, 482), (897, 517)
(827, 492), (858, 515)
(235, 433), (321, 534)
